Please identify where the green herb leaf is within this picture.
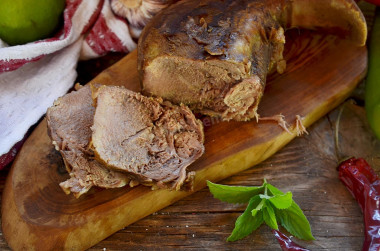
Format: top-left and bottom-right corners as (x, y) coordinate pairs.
(251, 198), (266, 217)
(275, 201), (315, 240)
(266, 183), (284, 196)
(208, 180), (314, 242)
(268, 191), (293, 209)
(207, 180), (265, 204)
(263, 202), (278, 230)
(227, 195), (264, 241)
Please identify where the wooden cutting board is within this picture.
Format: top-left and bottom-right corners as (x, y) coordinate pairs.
(1, 30), (367, 251)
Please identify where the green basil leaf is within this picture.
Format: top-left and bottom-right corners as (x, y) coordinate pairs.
(207, 180), (264, 204)
(275, 201), (315, 240)
(266, 183), (285, 196)
(227, 195), (264, 241)
(268, 192), (293, 209)
(251, 198), (266, 217)
(209, 180), (314, 242)
(263, 202), (278, 230)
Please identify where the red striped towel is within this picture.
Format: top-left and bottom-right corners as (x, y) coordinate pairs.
(0, 0), (139, 168)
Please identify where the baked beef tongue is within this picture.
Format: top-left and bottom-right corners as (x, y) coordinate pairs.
(138, 0), (286, 121)
(138, 0), (366, 122)
(91, 85), (205, 190)
(46, 85), (130, 198)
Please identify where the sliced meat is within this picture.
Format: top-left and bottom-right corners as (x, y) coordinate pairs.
(91, 85), (204, 190)
(46, 85), (130, 198)
(59, 151), (130, 197)
(47, 84), (95, 154)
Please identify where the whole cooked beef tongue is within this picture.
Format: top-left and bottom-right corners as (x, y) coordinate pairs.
(138, 0), (285, 121)
(91, 85), (205, 190)
(46, 85), (131, 198)
(138, 0), (367, 121)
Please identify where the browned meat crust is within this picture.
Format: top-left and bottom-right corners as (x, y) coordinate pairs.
(138, 0), (287, 121)
(138, 0), (366, 121)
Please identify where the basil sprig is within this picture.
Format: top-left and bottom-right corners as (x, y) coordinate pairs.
(207, 179), (315, 241)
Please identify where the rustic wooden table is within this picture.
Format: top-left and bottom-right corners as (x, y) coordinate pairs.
(0, 3), (378, 250)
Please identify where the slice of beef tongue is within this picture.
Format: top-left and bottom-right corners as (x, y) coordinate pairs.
(91, 85), (205, 190)
(47, 84), (95, 154)
(46, 85), (131, 198)
(59, 151), (129, 196)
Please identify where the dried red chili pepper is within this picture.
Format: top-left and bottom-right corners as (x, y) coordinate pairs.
(338, 158), (380, 251)
(272, 230), (310, 251)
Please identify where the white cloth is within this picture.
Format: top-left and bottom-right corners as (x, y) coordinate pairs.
(0, 38), (82, 154)
(0, 0), (137, 162)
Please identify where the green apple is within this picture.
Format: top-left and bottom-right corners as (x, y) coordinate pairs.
(0, 0), (65, 45)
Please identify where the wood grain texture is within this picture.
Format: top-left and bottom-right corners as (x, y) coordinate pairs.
(1, 29), (367, 250)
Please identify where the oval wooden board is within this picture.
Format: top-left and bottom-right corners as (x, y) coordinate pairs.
(2, 30), (367, 250)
